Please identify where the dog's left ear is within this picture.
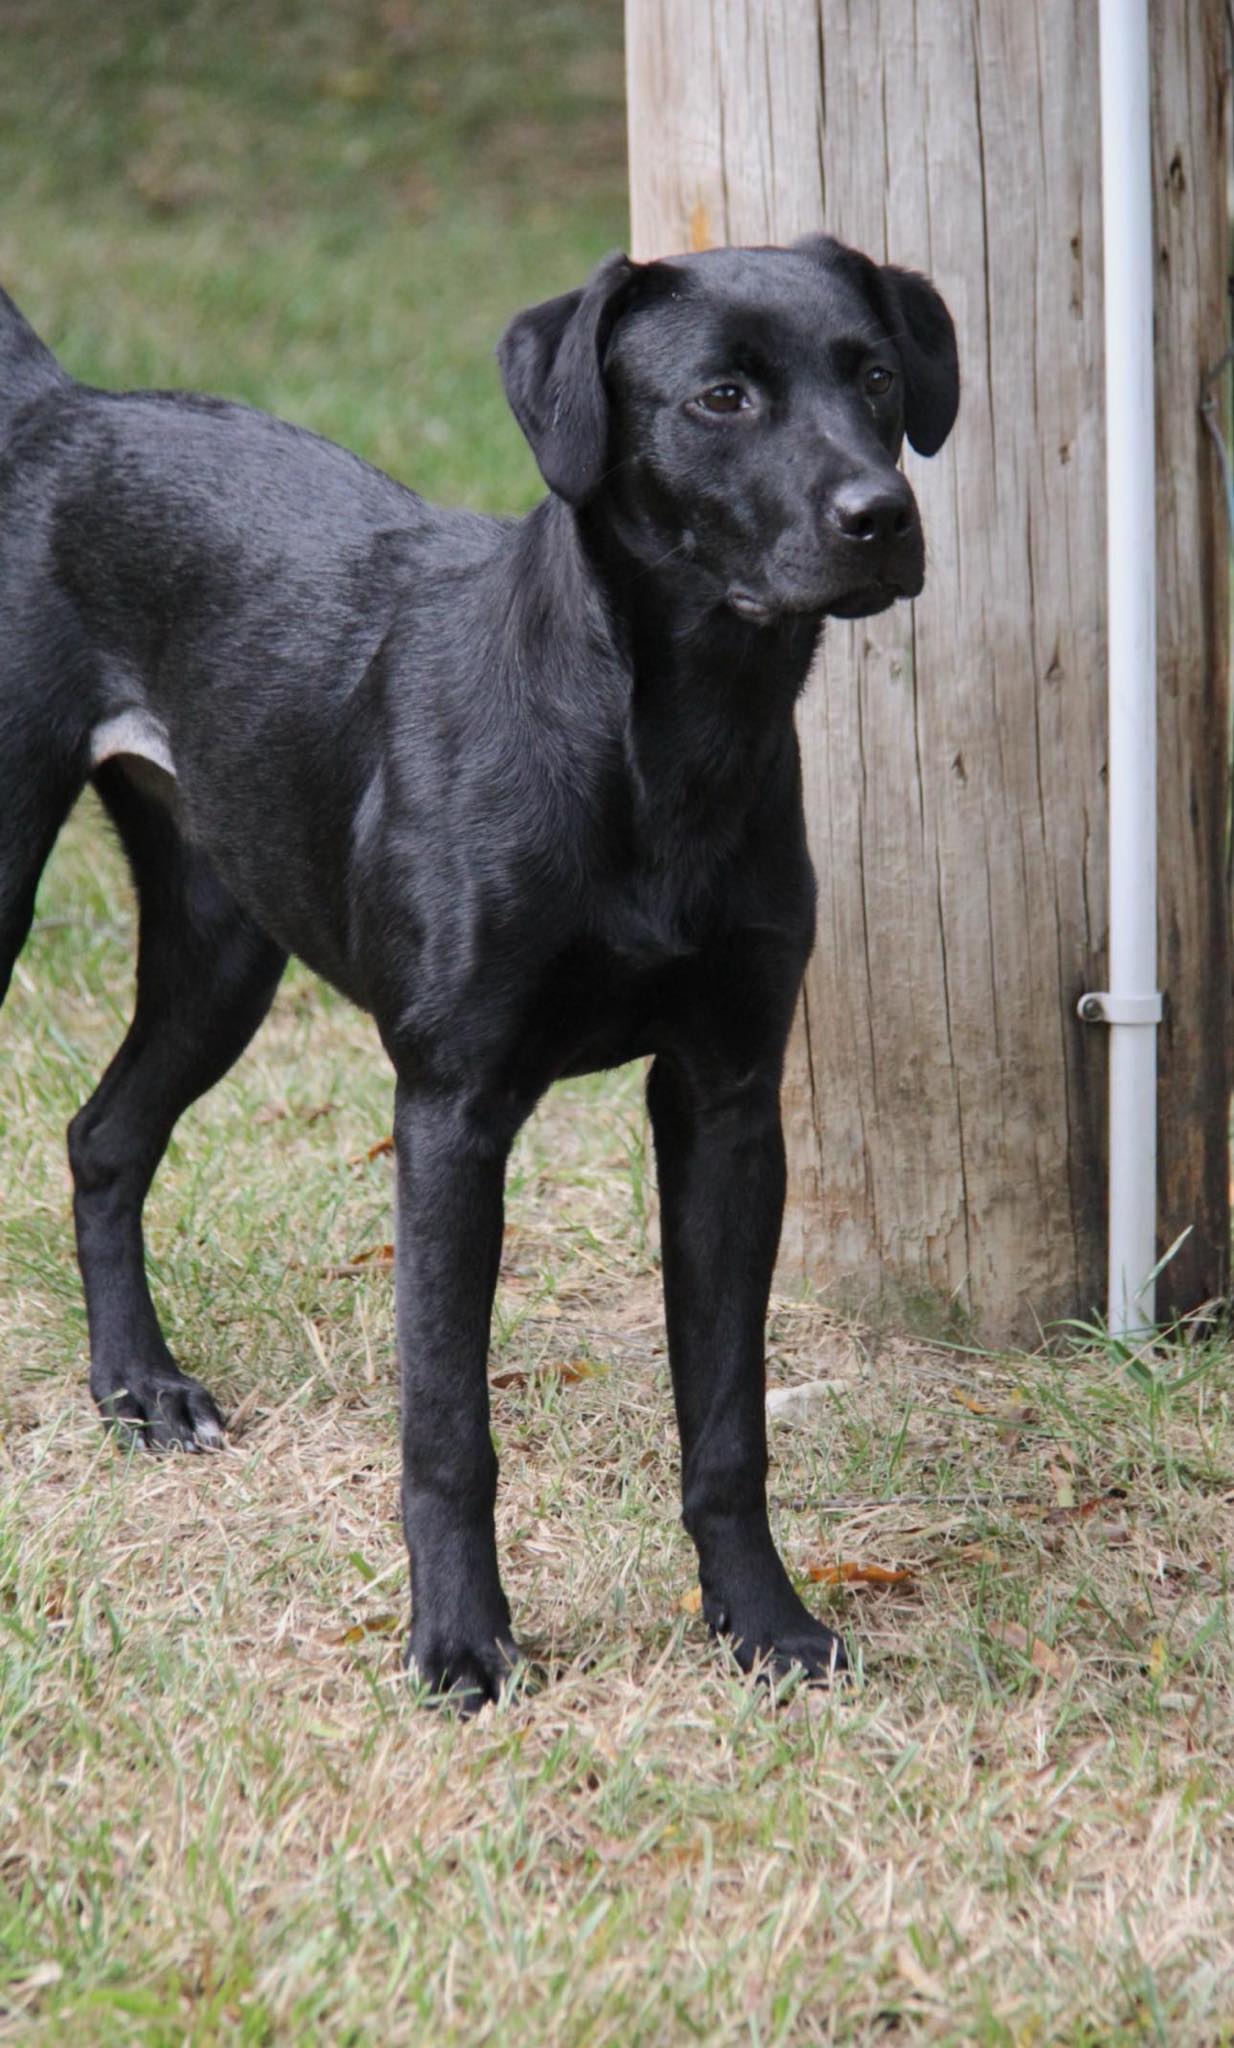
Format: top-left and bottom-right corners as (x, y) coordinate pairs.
(498, 251), (636, 505)
(793, 234), (960, 457)
(877, 264), (960, 456)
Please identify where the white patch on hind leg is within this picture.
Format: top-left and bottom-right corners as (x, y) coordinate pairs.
(89, 710), (177, 779)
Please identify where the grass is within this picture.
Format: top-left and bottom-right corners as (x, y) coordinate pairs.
(0, 0), (628, 510)
(4, 4), (1234, 2041)
(5, 821), (1234, 2045)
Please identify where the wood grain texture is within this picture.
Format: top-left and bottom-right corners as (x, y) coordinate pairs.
(625, 0), (1230, 1339)
(1149, 2), (1232, 1316)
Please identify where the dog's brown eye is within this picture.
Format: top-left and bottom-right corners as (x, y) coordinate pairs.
(865, 365), (895, 397)
(696, 384), (749, 415)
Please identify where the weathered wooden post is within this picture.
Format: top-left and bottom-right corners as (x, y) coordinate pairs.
(625, 0), (1230, 1342)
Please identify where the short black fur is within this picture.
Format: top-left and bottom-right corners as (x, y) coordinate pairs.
(0, 236), (958, 1705)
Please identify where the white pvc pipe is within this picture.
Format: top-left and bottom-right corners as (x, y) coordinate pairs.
(1098, 0), (1158, 1336)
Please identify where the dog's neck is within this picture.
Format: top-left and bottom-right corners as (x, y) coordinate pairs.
(589, 495), (817, 834)
(484, 494), (823, 868)
(573, 496), (820, 701)
(511, 496), (819, 816)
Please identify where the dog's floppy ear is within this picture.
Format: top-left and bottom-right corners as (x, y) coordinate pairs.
(793, 234), (960, 457)
(876, 264), (960, 457)
(497, 251), (635, 505)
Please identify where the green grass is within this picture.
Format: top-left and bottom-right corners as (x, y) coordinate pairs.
(4, 7), (1234, 2041)
(5, 816), (1234, 2045)
(0, 0), (627, 509)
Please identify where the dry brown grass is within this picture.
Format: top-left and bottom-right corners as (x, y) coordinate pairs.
(3, 802), (1234, 2045)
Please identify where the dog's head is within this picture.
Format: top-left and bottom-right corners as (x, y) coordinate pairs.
(498, 235), (958, 624)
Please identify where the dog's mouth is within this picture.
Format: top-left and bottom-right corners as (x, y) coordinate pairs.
(825, 584), (902, 620)
(727, 589), (784, 624)
(727, 581), (906, 625)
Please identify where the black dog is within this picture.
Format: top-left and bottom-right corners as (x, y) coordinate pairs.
(0, 236), (957, 1704)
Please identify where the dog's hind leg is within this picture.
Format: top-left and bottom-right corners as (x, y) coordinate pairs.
(0, 746), (83, 1008)
(68, 762), (287, 1450)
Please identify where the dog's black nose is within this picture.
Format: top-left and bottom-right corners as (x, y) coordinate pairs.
(828, 475), (916, 546)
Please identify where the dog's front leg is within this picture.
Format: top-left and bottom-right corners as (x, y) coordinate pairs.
(647, 1057), (847, 1684)
(393, 1080), (519, 1709)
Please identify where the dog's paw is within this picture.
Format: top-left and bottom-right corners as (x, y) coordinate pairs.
(92, 1362), (226, 1453)
(709, 1604), (849, 1686)
(406, 1623), (522, 1714)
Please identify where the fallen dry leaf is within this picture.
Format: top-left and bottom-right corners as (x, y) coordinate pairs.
(951, 1388), (998, 1416)
(989, 1620), (1073, 1679)
(1003, 1486), (1129, 1527)
(1042, 1487), (1129, 1526)
(949, 1388), (1035, 1428)
(491, 1358), (595, 1392)
(679, 1585), (703, 1615)
(347, 1133), (395, 1166)
(807, 1561), (914, 1588)
(323, 1243), (395, 1278)
(330, 1614), (401, 1647)
(258, 1099), (338, 1126)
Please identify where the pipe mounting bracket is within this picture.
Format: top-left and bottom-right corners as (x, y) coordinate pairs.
(1076, 991), (1163, 1026)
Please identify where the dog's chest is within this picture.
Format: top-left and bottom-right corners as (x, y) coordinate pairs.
(516, 868), (728, 1082)
(600, 860), (712, 968)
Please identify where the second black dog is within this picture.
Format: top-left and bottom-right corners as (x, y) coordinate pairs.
(0, 234), (958, 1704)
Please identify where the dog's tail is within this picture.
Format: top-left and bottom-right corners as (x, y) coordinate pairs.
(0, 285), (67, 432)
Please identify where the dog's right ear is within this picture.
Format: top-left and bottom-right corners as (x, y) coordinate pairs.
(497, 251), (636, 506)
